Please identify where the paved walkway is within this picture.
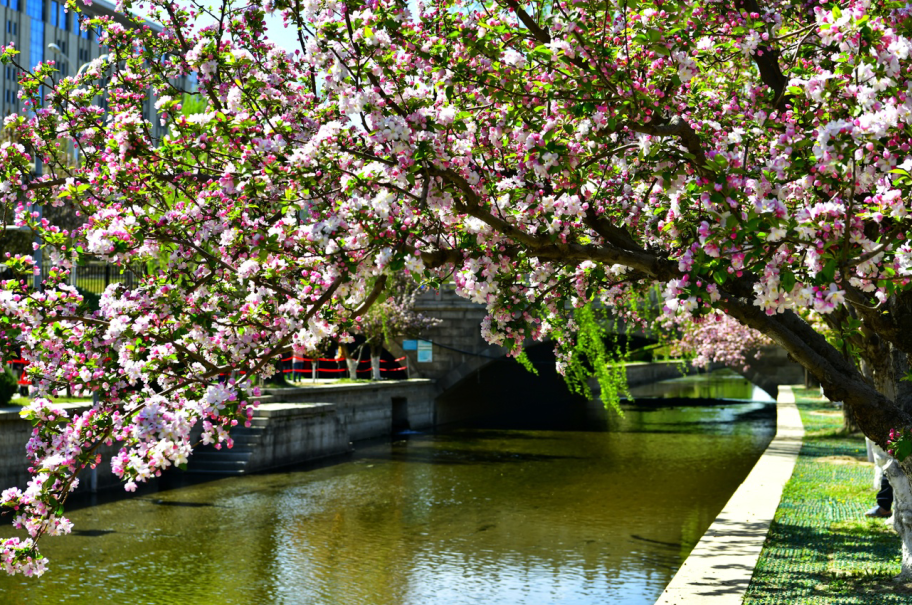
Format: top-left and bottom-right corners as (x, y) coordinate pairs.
(655, 386), (804, 605)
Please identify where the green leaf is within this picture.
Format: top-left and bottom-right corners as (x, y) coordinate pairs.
(515, 351), (539, 376)
(895, 438), (912, 462)
(780, 270), (796, 293)
(820, 259), (837, 283)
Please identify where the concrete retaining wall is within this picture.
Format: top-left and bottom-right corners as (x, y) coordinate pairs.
(245, 403), (350, 473)
(0, 403), (123, 495)
(624, 361), (697, 387)
(0, 379), (437, 492)
(0, 408), (36, 492)
(263, 379), (436, 440)
(654, 385), (804, 604)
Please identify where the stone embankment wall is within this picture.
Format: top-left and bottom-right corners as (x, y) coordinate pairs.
(0, 403), (124, 495)
(262, 379), (436, 441)
(0, 379), (437, 493)
(244, 403), (350, 474)
(623, 360), (697, 387)
(0, 407), (37, 492)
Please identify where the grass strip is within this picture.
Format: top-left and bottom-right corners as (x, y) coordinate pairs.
(743, 387), (907, 604)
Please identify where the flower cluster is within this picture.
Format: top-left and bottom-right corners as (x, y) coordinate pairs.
(887, 427), (912, 462)
(660, 312), (772, 372)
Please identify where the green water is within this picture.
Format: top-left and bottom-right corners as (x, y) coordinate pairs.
(625, 368), (768, 401)
(0, 370), (774, 605)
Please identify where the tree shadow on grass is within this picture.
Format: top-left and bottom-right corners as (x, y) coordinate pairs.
(745, 517), (905, 603)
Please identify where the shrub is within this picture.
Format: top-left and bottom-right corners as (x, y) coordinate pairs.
(77, 287), (101, 312)
(0, 367), (19, 406)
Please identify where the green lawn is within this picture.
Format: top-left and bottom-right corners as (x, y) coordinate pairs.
(743, 387), (910, 604)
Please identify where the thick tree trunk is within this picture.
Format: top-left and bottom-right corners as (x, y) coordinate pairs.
(338, 343), (360, 380)
(370, 343), (382, 380)
(371, 356), (382, 380)
(345, 357), (358, 380)
(865, 349), (912, 581)
(843, 407), (859, 433)
(885, 459), (912, 581)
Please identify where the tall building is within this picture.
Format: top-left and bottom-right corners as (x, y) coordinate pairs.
(0, 0), (181, 141)
(0, 0), (192, 274)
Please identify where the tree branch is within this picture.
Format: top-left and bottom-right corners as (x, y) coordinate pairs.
(352, 275), (388, 317)
(735, 0), (789, 110)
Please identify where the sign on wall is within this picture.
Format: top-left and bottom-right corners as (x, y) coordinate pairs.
(417, 340), (433, 363)
(402, 340), (418, 351)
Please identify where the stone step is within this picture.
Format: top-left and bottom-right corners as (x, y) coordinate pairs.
(227, 435), (262, 448)
(187, 467), (244, 475)
(230, 424), (267, 434)
(243, 418), (271, 428)
(186, 459), (249, 474)
(192, 450), (253, 462)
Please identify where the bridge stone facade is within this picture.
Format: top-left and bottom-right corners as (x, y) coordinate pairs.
(389, 288), (503, 395)
(391, 287), (804, 398)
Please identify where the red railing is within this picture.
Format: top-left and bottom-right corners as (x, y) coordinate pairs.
(278, 355), (408, 376)
(6, 359), (31, 386)
(6, 355), (409, 386)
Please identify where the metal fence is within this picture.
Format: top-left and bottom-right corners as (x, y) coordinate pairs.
(71, 263), (142, 294)
(277, 355), (409, 381)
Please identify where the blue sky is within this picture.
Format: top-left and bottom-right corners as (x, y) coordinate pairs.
(127, 5), (302, 54)
(263, 13), (300, 53)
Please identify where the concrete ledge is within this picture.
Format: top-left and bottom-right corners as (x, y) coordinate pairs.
(654, 385), (804, 605)
(245, 404), (350, 473)
(264, 378), (434, 397)
(255, 402), (336, 419)
(0, 400), (93, 419)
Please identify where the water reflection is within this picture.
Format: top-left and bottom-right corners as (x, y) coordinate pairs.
(626, 368), (774, 402)
(0, 370), (774, 605)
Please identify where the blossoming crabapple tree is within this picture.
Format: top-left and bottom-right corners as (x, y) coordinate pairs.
(659, 311), (772, 371)
(2, 0), (912, 578)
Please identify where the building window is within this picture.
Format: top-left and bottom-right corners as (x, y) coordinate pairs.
(25, 0), (42, 20)
(50, 2), (67, 29)
(54, 42), (67, 76)
(25, 0), (44, 71)
(29, 21), (44, 69)
(1, 0), (19, 10)
(6, 21), (17, 35)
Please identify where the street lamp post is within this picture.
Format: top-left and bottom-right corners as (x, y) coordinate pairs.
(48, 44), (109, 77)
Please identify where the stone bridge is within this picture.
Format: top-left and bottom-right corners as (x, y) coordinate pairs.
(390, 287), (804, 399)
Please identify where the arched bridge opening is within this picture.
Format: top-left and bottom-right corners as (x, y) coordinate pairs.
(391, 288), (804, 422)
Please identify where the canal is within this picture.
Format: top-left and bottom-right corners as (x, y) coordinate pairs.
(0, 369), (775, 604)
